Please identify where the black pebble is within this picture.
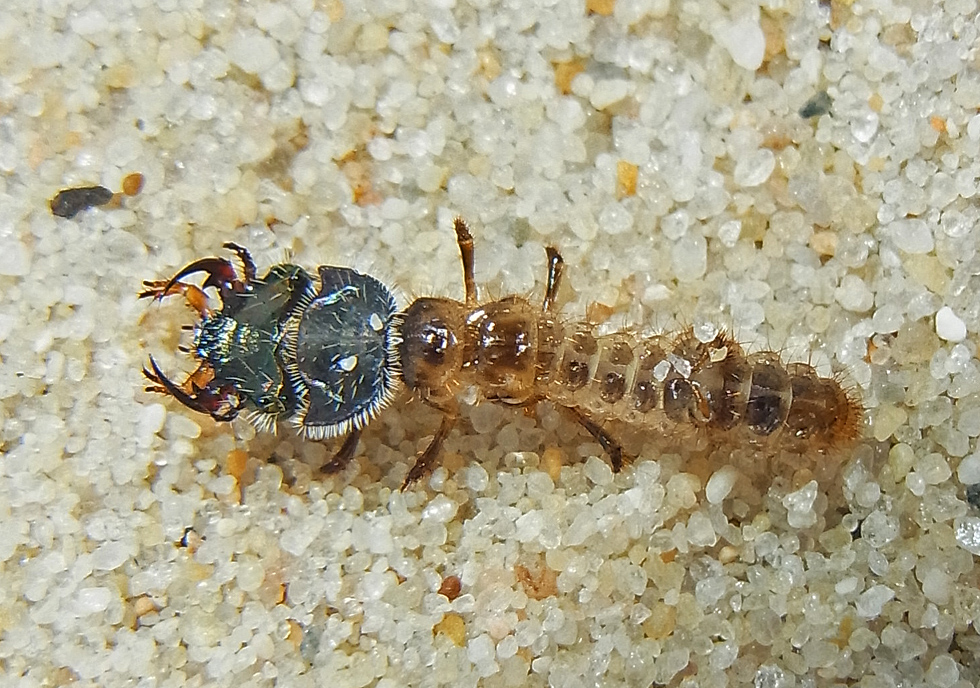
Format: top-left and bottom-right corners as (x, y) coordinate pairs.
(50, 185), (115, 218)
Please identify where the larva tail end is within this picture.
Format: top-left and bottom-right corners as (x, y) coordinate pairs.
(826, 380), (865, 451)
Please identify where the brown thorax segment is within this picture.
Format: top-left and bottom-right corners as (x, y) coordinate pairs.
(397, 295), (556, 406)
(396, 218), (561, 414)
(396, 297), (466, 403)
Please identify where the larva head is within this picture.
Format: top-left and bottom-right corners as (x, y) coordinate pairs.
(194, 263), (313, 427)
(289, 266), (402, 439)
(141, 246), (314, 432)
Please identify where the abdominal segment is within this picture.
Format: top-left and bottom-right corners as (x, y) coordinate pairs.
(544, 324), (862, 452)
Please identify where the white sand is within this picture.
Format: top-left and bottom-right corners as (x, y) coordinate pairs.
(2, 0), (980, 685)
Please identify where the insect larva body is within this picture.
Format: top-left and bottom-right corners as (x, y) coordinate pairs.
(142, 219), (863, 487)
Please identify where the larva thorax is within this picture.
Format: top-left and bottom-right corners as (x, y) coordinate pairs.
(397, 295), (554, 406)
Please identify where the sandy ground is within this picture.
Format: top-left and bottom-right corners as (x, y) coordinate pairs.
(3, 0), (980, 686)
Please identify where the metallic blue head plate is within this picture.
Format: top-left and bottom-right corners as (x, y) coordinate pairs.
(293, 266), (400, 438)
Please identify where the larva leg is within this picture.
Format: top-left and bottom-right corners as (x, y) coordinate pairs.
(560, 405), (628, 472)
(320, 429), (361, 474)
(453, 217), (478, 306)
(540, 247), (628, 469)
(542, 247), (564, 313)
(403, 398), (459, 488)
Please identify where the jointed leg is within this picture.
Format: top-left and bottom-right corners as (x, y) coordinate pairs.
(453, 217), (478, 306)
(321, 429), (361, 474)
(542, 247), (564, 313)
(560, 404), (628, 472)
(403, 398), (459, 488)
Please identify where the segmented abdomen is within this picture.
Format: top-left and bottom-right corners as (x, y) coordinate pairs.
(543, 324), (862, 450)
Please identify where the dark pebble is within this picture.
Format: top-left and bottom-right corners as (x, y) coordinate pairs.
(799, 91), (832, 119)
(50, 185), (115, 218)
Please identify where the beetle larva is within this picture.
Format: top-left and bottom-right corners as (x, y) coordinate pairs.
(141, 219), (863, 487)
